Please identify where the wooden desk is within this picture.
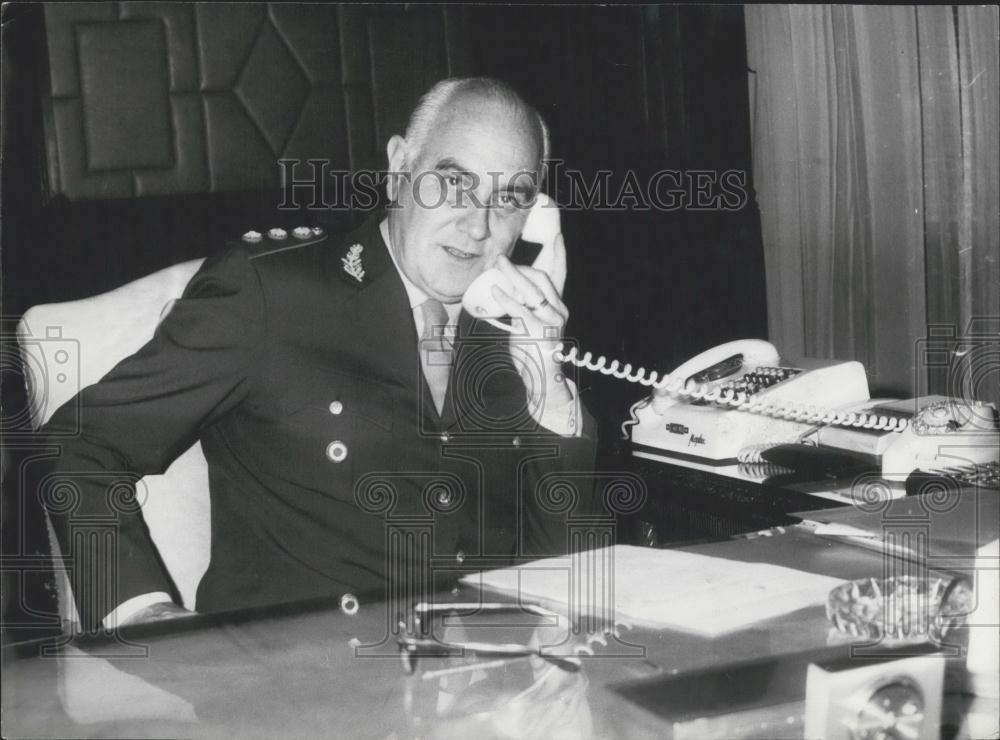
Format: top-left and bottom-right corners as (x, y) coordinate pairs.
(1, 527), (991, 739)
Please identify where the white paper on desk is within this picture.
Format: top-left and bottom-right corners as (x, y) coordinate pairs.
(461, 545), (845, 638)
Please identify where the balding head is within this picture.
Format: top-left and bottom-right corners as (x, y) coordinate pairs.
(403, 77), (550, 176)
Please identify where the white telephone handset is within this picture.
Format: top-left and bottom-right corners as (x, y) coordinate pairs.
(651, 339), (780, 413)
(462, 193), (561, 331)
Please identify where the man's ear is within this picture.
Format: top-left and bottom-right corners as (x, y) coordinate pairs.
(385, 135), (408, 202)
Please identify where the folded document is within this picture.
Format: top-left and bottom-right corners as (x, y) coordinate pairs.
(461, 545), (844, 638)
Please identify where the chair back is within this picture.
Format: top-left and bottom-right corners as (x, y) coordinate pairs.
(17, 258), (208, 623)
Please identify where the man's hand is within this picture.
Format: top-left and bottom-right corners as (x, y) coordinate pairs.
(119, 601), (196, 627)
(489, 234), (573, 411)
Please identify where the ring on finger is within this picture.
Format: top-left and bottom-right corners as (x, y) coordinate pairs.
(525, 298), (550, 311)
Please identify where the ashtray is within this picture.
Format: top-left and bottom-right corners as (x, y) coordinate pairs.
(826, 576), (972, 641)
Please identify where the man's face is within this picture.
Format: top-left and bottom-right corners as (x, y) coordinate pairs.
(387, 96), (541, 304)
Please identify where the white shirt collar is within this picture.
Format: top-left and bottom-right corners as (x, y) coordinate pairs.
(380, 219), (462, 322)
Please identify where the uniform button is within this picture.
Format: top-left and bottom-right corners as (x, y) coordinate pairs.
(293, 226), (312, 239)
(326, 441), (348, 463)
(242, 230), (263, 243)
(268, 227), (288, 240)
(339, 593), (359, 615)
(512, 436), (521, 447)
(329, 400), (344, 415)
(436, 488), (453, 507)
(455, 550), (465, 564)
(440, 432), (450, 443)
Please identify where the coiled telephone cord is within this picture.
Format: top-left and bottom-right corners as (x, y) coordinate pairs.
(554, 344), (911, 435)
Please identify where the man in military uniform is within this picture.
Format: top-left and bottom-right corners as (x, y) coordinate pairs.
(37, 77), (596, 630)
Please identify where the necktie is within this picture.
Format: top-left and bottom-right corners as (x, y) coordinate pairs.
(419, 298), (454, 415)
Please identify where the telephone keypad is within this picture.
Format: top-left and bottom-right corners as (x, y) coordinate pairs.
(718, 367), (802, 400)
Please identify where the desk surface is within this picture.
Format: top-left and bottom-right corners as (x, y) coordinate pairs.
(2, 523), (994, 739)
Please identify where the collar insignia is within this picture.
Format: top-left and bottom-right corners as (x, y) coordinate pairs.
(341, 243), (365, 282)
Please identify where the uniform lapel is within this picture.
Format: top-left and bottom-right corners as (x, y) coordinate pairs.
(337, 217), (440, 428)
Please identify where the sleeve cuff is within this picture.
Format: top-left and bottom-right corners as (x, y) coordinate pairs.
(103, 592), (174, 629)
(534, 377), (582, 437)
